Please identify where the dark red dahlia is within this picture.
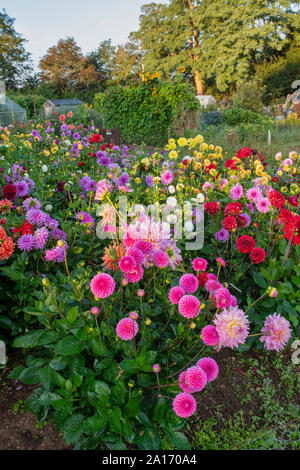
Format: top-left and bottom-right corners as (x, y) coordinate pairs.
(278, 208), (293, 225)
(197, 271), (209, 287)
(236, 235), (256, 254)
(224, 202), (243, 217)
(286, 195), (298, 208)
(56, 181), (66, 192)
(2, 183), (17, 200)
(250, 247), (266, 264)
(204, 201), (221, 216)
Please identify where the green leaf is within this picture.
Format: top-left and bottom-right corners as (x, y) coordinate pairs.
(119, 359), (138, 375)
(67, 306), (78, 323)
(90, 337), (108, 356)
(83, 415), (107, 432)
(13, 330), (46, 348)
(163, 430), (190, 450)
(49, 356), (68, 371)
(54, 336), (85, 356)
(252, 271), (267, 289)
(94, 380), (111, 402)
(110, 407), (122, 434)
(63, 414), (85, 444)
(153, 398), (168, 422)
(135, 427), (161, 450)
(123, 398), (140, 418)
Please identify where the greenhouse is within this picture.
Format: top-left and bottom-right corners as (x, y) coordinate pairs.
(0, 96), (27, 127)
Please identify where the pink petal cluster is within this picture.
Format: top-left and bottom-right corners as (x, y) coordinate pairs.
(214, 307), (249, 349)
(90, 273), (115, 298)
(152, 250), (170, 268)
(119, 255), (137, 273)
(192, 257), (208, 272)
(196, 358), (219, 382)
(172, 392), (197, 418)
(116, 317), (139, 340)
(201, 325), (220, 346)
(185, 366), (207, 392)
(178, 295), (200, 318)
(260, 313), (291, 351)
(180, 273), (199, 294)
(168, 286), (185, 305)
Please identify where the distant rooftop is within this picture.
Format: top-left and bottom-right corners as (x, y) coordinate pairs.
(46, 99), (83, 106)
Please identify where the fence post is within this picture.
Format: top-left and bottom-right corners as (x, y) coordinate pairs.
(267, 129), (271, 146)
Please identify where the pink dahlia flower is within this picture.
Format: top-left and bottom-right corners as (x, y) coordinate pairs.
(125, 265), (144, 283)
(201, 325), (220, 346)
(127, 246), (144, 265)
(173, 392), (197, 418)
(260, 313), (291, 351)
(185, 366), (207, 392)
(214, 307), (249, 349)
(180, 273), (199, 294)
(119, 255), (137, 273)
(152, 250), (169, 268)
(213, 287), (231, 309)
(178, 295), (200, 318)
(178, 370), (195, 393)
(196, 357), (219, 382)
(90, 273), (115, 298)
(169, 286), (185, 305)
(192, 257), (208, 272)
(116, 317), (139, 340)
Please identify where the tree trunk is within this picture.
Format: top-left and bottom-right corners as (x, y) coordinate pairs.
(194, 70), (204, 95)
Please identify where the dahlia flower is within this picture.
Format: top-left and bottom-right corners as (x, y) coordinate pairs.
(90, 273), (115, 298)
(196, 357), (219, 382)
(173, 393), (197, 418)
(260, 313), (291, 351)
(116, 317), (139, 340)
(214, 307), (249, 349)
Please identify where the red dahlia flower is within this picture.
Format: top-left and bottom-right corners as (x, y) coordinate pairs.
(225, 159), (238, 170)
(204, 201), (221, 216)
(222, 216), (237, 231)
(236, 235), (256, 254)
(197, 271), (209, 287)
(235, 147), (252, 159)
(278, 208), (294, 225)
(12, 220), (34, 237)
(286, 195), (298, 208)
(283, 214), (300, 246)
(224, 202), (243, 217)
(250, 247), (266, 264)
(2, 184), (17, 200)
(268, 190), (285, 209)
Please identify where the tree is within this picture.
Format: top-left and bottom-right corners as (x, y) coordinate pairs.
(88, 39), (141, 86)
(133, 1), (205, 94)
(134, 0), (299, 94)
(39, 38), (99, 93)
(0, 9), (32, 88)
(87, 39), (116, 86)
(200, 0), (300, 92)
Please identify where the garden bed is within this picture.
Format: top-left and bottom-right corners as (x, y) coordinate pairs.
(1, 347), (298, 450)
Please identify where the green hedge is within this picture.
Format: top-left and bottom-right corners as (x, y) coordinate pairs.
(94, 81), (199, 146)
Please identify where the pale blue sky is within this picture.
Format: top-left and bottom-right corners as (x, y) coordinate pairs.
(3, 0), (168, 70)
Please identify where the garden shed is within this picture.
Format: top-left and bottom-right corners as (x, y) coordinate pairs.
(43, 98), (83, 118)
(0, 96), (27, 127)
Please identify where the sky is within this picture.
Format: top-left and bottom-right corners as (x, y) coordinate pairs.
(3, 0), (168, 71)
